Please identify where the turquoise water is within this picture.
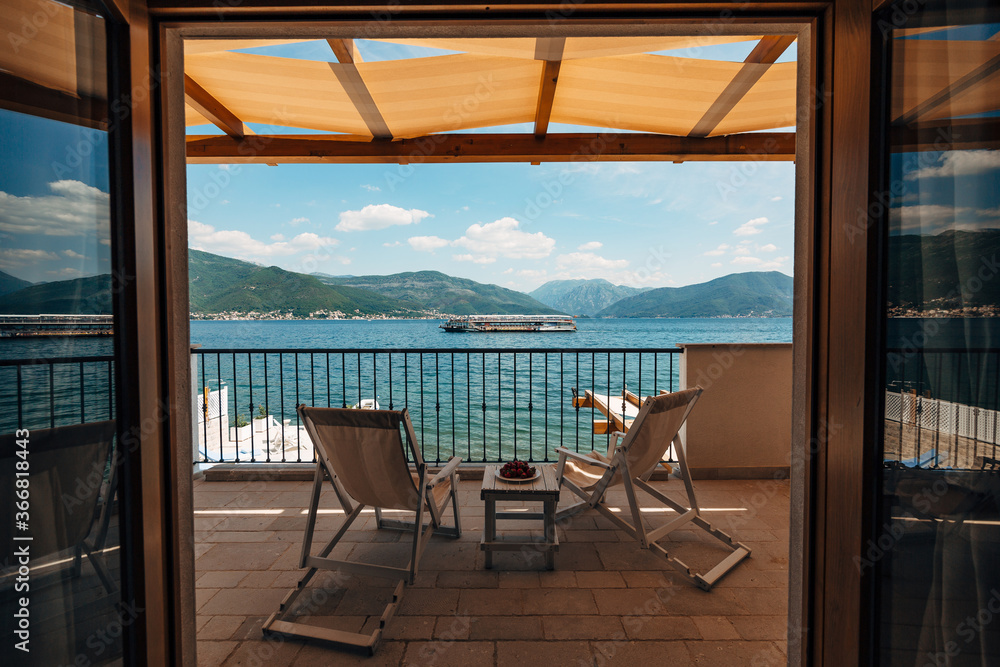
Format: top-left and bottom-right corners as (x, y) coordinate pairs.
(188, 318), (792, 463)
(1, 318), (792, 459)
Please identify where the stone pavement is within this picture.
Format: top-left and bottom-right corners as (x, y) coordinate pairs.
(193, 475), (790, 666)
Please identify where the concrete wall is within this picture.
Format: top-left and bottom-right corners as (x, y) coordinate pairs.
(680, 343), (792, 479)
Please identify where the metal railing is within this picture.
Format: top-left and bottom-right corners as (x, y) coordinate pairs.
(884, 347), (1000, 470)
(193, 348), (683, 465)
(0, 355), (116, 434)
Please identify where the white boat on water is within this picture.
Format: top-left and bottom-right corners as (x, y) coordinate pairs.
(352, 398), (381, 410)
(440, 314), (576, 333)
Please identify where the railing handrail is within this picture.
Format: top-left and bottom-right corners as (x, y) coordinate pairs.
(193, 347), (684, 355)
(0, 355), (115, 367)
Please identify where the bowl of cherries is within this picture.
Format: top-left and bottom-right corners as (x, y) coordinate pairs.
(497, 460), (538, 482)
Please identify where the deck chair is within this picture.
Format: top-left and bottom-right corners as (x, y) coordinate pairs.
(263, 406), (461, 655)
(555, 387), (751, 591)
(0, 420), (119, 594)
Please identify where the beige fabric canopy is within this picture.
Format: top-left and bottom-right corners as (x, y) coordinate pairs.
(182, 36), (797, 140)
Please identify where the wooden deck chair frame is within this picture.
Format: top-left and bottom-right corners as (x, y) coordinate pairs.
(555, 387), (751, 591)
(263, 405), (461, 655)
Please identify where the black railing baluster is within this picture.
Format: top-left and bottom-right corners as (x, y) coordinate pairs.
(420, 353), (425, 452)
(49, 363), (55, 429)
(528, 352), (534, 462)
(249, 352), (255, 462)
(373, 352), (378, 409)
(311, 352), (316, 408)
(451, 352), (456, 463)
(79, 361), (85, 423)
(621, 352), (627, 426)
(326, 353), (331, 408)
(513, 352), (518, 461)
(232, 352), (238, 463)
(217, 353), (223, 462)
(669, 352), (674, 392)
(575, 352), (580, 453)
(264, 354), (271, 463)
(654, 353), (658, 394)
(388, 353), (394, 411)
(591, 352), (596, 452)
(481, 352), (487, 462)
(295, 353), (301, 462)
(107, 359), (113, 419)
(435, 353), (441, 464)
(545, 353), (549, 461)
(356, 352), (361, 408)
(279, 353), (286, 462)
(497, 352), (502, 460)
(466, 354), (471, 461)
(341, 352), (347, 408)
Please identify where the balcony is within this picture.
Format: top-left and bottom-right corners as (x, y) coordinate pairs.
(193, 475), (791, 666)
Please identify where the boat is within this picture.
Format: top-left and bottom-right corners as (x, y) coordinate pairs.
(440, 314), (576, 333)
(352, 398), (381, 410)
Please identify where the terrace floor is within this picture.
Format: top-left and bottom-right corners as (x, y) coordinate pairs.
(194, 474), (791, 666)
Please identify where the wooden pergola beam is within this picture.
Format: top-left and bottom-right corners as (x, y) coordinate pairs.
(0, 71), (107, 131)
(895, 51), (1000, 126)
(186, 132), (795, 164)
(688, 35), (796, 138)
(534, 38), (565, 138)
(891, 117), (1000, 153)
(184, 73), (245, 139)
(327, 38), (391, 139)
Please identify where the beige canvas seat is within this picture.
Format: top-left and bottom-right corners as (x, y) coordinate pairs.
(263, 406), (461, 655)
(556, 387), (751, 591)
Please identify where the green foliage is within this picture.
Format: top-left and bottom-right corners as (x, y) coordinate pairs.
(0, 274), (113, 314)
(234, 413), (249, 428)
(0, 270), (32, 297)
(312, 270), (562, 315)
(188, 249), (418, 316)
(256, 403), (268, 418)
(597, 271), (793, 318)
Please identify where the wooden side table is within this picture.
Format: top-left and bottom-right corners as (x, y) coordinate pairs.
(480, 464), (560, 569)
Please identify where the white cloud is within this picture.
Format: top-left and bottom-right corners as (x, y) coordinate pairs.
(732, 246), (752, 256)
(63, 249), (86, 259)
(188, 220), (339, 260)
(770, 196), (783, 202)
(289, 217), (309, 226)
(708, 221), (719, 226)
(758, 243), (778, 252)
(46, 267), (82, 277)
(892, 205), (975, 233)
(578, 241), (603, 251)
(336, 204), (431, 232)
(452, 217), (555, 261)
(0, 248), (60, 271)
(731, 256), (762, 265)
(382, 241), (402, 247)
(361, 184), (380, 192)
(0, 180), (110, 238)
(517, 269), (548, 279)
(703, 243), (730, 257)
(711, 262), (722, 268)
(270, 233), (285, 241)
(759, 256), (791, 270)
(453, 253), (496, 264)
(556, 252), (629, 272)
(908, 150), (1000, 180)
(408, 236), (450, 252)
(733, 217), (768, 236)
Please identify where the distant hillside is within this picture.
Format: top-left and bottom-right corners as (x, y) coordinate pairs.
(597, 272), (793, 318)
(888, 230), (1000, 310)
(0, 274), (112, 314)
(0, 270), (32, 297)
(189, 249), (416, 316)
(530, 279), (651, 316)
(314, 270), (561, 315)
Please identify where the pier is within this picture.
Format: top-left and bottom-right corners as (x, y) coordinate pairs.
(0, 314), (114, 338)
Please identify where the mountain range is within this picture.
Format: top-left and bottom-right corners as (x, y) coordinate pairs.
(312, 270), (559, 316)
(595, 271), (794, 318)
(529, 279), (651, 317)
(0, 250), (795, 319)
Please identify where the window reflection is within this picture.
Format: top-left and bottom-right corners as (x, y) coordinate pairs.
(0, 2), (123, 664)
(880, 5), (1000, 665)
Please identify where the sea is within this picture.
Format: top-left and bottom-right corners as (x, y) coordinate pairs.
(2, 318), (790, 460)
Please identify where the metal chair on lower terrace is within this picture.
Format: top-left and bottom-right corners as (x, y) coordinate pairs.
(262, 405), (461, 655)
(555, 387), (751, 591)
